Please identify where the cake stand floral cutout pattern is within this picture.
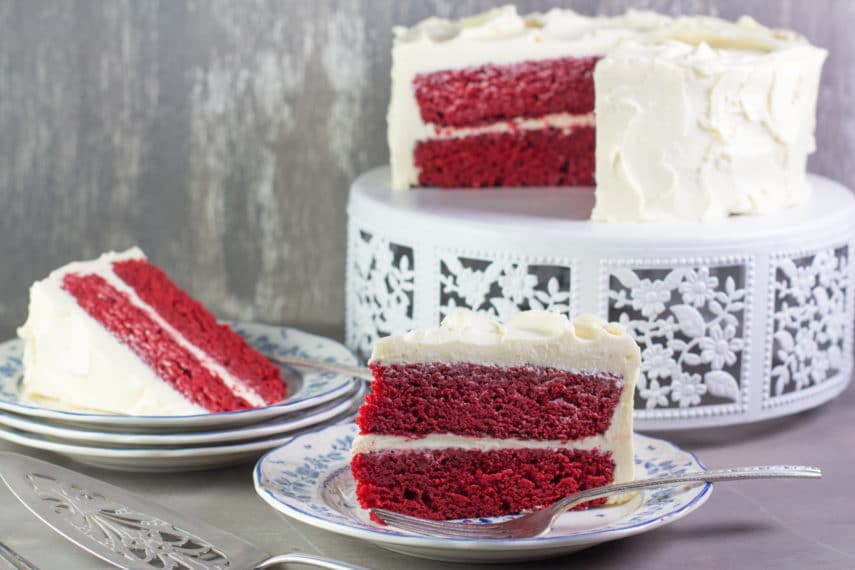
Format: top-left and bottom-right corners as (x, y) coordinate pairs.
(605, 262), (749, 417)
(348, 230), (415, 361)
(438, 254), (572, 323)
(768, 245), (850, 403)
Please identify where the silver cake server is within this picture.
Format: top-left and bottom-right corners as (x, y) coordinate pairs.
(0, 452), (366, 570)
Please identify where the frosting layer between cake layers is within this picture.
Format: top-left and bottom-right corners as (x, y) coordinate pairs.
(17, 248), (284, 415)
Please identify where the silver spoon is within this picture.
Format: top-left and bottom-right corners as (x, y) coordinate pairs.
(267, 355), (373, 381)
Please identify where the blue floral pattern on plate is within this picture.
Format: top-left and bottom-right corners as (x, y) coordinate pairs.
(0, 322), (361, 431)
(254, 423), (713, 563)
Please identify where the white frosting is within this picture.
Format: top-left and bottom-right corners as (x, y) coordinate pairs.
(371, 310), (640, 377)
(361, 310), (639, 492)
(425, 112), (595, 142)
(388, 6), (669, 189)
(17, 248), (263, 415)
(386, 6), (826, 222)
(352, 425), (633, 487)
(592, 19), (827, 221)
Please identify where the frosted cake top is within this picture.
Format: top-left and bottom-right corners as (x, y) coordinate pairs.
(371, 310), (641, 377)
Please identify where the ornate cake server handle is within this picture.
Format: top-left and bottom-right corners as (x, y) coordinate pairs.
(0, 453), (366, 570)
(267, 355), (373, 382)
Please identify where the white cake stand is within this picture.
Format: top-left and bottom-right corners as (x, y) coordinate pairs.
(346, 167), (855, 430)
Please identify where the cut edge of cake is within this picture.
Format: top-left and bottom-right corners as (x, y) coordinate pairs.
(387, 7), (665, 190)
(351, 310), (640, 520)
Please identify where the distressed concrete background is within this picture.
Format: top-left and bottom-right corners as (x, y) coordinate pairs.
(1, 0), (852, 340)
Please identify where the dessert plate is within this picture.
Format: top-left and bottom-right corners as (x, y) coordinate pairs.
(254, 424), (712, 563)
(0, 322), (361, 432)
(0, 382), (363, 447)
(0, 386), (364, 473)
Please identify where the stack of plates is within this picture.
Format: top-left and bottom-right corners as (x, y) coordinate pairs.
(0, 322), (365, 472)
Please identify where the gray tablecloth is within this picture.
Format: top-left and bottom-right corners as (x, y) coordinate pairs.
(2, 381), (854, 569)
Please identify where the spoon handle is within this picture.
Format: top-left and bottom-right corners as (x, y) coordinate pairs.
(256, 552), (369, 570)
(266, 355), (373, 381)
(551, 464), (822, 516)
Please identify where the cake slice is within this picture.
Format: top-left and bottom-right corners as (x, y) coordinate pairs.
(17, 248), (286, 415)
(351, 310), (640, 520)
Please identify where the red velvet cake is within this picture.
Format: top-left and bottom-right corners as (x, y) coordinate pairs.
(17, 248), (286, 415)
(411, 57), (598, 188)
(388, 6), (826, 224)
(387, 7), (668, 189)
(351, 310), (640, 520)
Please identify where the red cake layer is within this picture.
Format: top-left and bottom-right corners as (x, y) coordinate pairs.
(113, 259), (285, 404)
(352, 447), (613, 520)
(414, 127), (595, 188)
(63, 273), (255, 412)
(413, 57), (599, 127)
(359, 362), (623, 440)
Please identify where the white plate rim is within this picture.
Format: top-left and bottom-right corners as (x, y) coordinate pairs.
(0, 383), (363, 446)
(0, 385), (365, 459)
(253, 423), (713, 552)
(0, 322), (360, 429)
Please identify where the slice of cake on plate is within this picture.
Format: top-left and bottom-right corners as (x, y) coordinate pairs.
(351, 310), (640, 520)
(17, 248), (286, 415)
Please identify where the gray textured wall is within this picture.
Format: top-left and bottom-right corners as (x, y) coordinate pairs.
(1, 0), (852, 340)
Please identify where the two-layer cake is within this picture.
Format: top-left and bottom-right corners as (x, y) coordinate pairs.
(352, 311), (640, 520)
